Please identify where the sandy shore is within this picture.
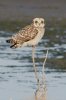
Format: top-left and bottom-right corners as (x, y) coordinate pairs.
(0, 0), (66, 21)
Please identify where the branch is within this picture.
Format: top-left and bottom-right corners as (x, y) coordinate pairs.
(42, 49), (49, 83)
(32, 46), (40, 88)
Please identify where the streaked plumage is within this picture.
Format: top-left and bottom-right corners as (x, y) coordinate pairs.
(6, 18), (45, 48)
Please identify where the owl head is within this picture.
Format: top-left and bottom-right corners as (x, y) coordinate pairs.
(33, 18), (45, 28)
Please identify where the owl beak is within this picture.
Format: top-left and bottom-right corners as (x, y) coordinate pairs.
(39, 23), (40, 26)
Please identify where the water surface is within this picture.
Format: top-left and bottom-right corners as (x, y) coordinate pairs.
(0, 31), (66, 100)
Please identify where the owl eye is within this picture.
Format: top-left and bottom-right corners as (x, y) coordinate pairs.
(35, 21), (38, 24)
(41, 21), (44, 24)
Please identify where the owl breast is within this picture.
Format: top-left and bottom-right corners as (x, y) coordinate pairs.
(25, 28), (45, 46)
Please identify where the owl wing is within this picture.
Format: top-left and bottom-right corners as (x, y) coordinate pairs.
(6, 24), (38, 48)
(12, 24), (38, 43)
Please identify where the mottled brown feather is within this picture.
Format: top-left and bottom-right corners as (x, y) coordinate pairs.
(11, 24), (38, 45)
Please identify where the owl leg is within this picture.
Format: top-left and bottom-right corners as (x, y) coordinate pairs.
(32, 45), (40, 89)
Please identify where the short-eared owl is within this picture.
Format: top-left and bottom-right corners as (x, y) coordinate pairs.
(6, 18), (45, 48)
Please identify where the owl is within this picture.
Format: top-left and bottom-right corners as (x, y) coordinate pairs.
(6, 18), (45, 48)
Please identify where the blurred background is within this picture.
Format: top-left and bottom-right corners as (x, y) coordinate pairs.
(0, 0), (66, 100)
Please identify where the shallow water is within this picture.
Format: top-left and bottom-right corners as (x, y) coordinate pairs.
(0, 31), (66, 100)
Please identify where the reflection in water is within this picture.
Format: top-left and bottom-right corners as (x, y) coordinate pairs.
(35, 72), (47, 100)
(35, 92), (46, 100)
(35, 84), (47, 100)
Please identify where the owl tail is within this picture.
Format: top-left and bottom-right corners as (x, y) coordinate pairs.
(10, 43), (17, 48)
(6, 39), (17, 48)
(6, 39), (12, 43)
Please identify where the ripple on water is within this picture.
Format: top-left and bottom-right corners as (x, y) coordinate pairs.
(0, 32), (66, 100)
